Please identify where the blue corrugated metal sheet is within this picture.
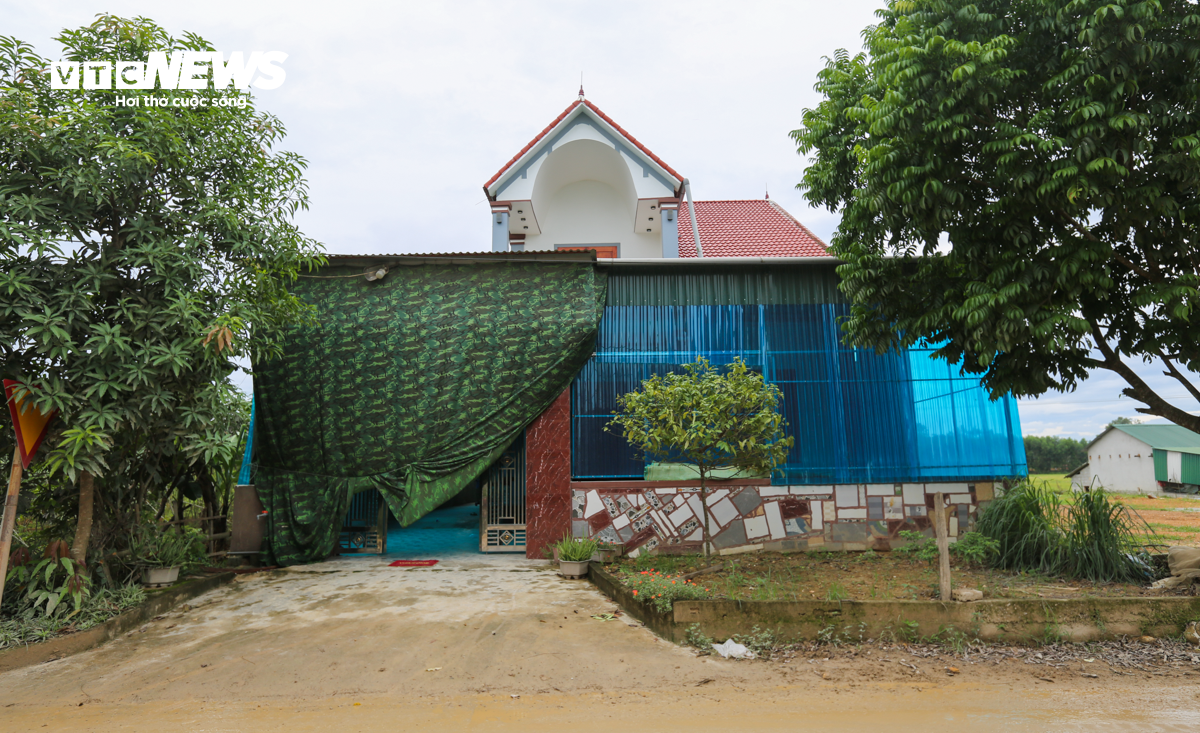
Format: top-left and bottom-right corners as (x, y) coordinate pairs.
(572, 268), (1026, 483)
(237, 399), (255, 485)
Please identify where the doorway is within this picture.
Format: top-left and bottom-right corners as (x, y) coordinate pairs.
(481, 431), (527, 552)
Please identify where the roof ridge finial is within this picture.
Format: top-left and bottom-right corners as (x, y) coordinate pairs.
(578, 72), (585, 101)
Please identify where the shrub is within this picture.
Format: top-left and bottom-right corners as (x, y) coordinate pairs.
(951, 531), (999, 566)
(893, 530), (938, 562)
(3, 545), (91, 619)
(618, 568), (712, 613)
(130, 525), (207, 570)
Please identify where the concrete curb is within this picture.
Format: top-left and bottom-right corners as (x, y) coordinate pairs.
(0, 572), (236, 674)
(588, 563), (1200, 644)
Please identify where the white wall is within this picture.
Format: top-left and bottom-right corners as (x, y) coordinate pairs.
(1071, 430), (1159, 494)
(524, 180), (661, 258)
(519, 137), (663, 257)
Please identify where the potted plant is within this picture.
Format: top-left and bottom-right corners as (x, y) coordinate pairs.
(593, 541), (623, 564)
(552, 535), (598, 579)
(131, 525), (205, 587)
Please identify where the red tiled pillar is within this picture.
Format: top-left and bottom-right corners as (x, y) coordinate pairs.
(525, 389), (571, 559)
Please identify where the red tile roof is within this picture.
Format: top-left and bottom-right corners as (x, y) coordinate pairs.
(676, 200), (829, 258)
(484, 99), (683, 194)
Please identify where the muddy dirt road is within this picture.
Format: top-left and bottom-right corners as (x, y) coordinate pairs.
(2, 554), (1198, 731)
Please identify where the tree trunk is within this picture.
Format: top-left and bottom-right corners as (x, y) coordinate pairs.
(932, 491), (951, 601)
(0, 447), (24, 610)
(71, 471), (95, 565)
(700, 470), (711, 560)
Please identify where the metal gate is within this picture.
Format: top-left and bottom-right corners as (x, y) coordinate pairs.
(480, 432), (526, 552)
(339, 488), (388, 554)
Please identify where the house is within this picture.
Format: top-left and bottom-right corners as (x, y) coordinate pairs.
(1068, 424), (1200, 494)
(239, 96), (1028, 565)
(483, 94), (827, 259)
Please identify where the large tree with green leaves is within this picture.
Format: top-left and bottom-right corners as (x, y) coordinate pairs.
(793, 0), (1200, 431)
(607, 358), (794, 558)
(0, 15), (323, 562)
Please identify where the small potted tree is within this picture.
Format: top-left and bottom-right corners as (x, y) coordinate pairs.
(552, 534), (598, 579)
(132, 525), (205, 587)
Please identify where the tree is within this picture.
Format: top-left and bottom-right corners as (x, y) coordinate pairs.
(607, 358), (794, 558)
(1109, 416), (1139, 426)
(792, 0), (1200, 432)
(1022, 435), (1088, 472)
(0, 16), (323, 562)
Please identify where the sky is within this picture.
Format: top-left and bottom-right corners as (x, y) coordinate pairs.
(5, 0), (1197, 442)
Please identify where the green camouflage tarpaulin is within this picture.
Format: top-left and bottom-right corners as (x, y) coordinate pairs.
(252, 260), (607, 566)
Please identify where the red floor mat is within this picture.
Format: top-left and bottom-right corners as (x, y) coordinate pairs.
(388, 559), (439, 567)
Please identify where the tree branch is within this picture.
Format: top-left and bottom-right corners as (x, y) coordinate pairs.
(1090, 320), (1200, 432)
(1056, 210), (1162, 283)
(1158, 350), (1200, 405)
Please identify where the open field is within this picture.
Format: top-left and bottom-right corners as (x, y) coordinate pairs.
(1020, 475), (1200, 546)
(1026, 472), (1074, 492)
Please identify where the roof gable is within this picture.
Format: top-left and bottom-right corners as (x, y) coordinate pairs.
(484, 99), (683, 199)
(1109, 424), (1200, 454)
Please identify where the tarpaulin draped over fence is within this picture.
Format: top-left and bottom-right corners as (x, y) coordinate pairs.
(252, 261), (607, 566)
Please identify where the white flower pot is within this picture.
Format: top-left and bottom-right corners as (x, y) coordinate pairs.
(558, 560), (590, 579)
(142, 566), (181, 587)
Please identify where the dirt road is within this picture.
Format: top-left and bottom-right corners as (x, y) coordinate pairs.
(2, 554), (1198, 731)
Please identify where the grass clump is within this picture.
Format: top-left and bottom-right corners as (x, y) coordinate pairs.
(552, 534), (598, 562)
(976, 480), (1158, 582)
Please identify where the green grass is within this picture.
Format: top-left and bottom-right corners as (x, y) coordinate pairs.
(1027, 473), (1074, 493)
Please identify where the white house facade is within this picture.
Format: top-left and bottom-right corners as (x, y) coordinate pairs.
(1069, 427), (1159, 494)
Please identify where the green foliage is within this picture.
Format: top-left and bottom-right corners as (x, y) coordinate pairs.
(130, 525), (207, 569)
(975, 482), (1064, 573)
(0, 15), (322, 554)
(3, 553), (91, 619)
(553, 535), (598, 563)
(825, 581), (849, 601)
(607, 357), (794, 555)
(618, 567), (713, 613)
(976, 480), (1158, 581)
(731, 625), (781, 657)
(894, 530), (939, 563)
(685, 623), (714, 651)
(608, 357), (794, 480)
(895, 530), (999, 566)
(952, 531), (1001, 566)
(1061, 488), (1157, 582)
(0, 584), (144, 649)
(792, 0), (1200, 432)
(1023, 436), (1089, 473)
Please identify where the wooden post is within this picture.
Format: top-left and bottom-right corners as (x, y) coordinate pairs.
(932, 491), (952, 601)
(0, 446), (24, 610)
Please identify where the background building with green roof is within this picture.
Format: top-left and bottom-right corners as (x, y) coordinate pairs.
(1068, 424), (1200, 494)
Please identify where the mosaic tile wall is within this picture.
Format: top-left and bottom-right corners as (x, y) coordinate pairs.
(569, 481), (995, 556)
